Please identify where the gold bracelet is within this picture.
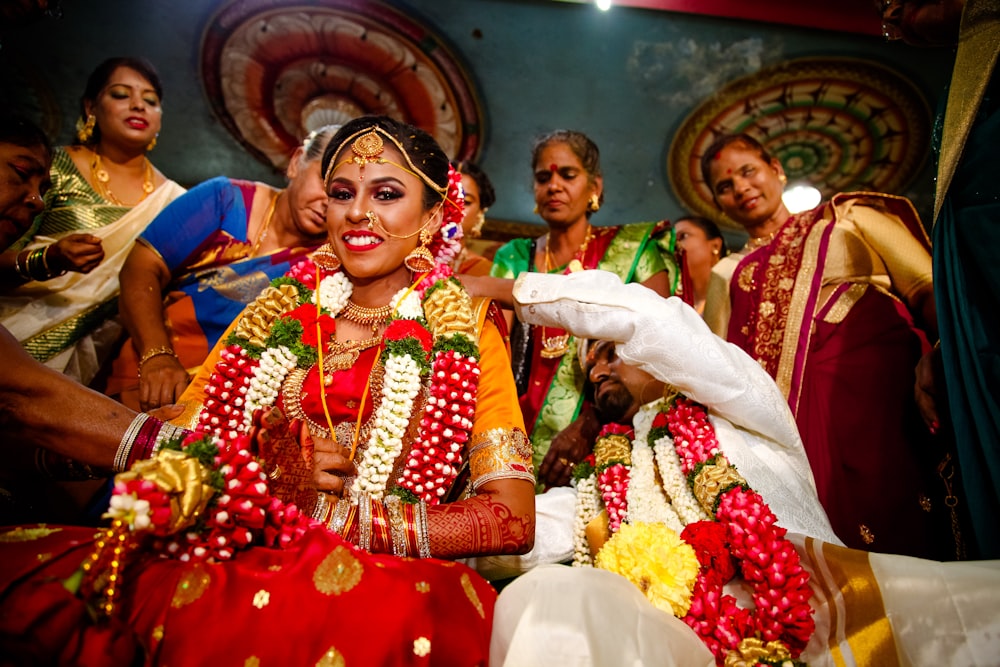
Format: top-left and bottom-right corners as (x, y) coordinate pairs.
(138, 346), (178, 367)
(39, 244), (63, 279)
(384, 495), (409, 557)
(13, 250), (32, 281)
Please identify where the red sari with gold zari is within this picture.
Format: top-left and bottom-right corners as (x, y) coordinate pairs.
(725, 193), (949, 559)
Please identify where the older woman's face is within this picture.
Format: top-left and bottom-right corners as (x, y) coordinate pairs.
(0, 141), (50, 249)
(707, 144), (787, 231)
(533, 142), (600, 229)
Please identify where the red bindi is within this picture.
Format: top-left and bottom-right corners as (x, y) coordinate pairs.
(727, 168), (732, 175)
(549, 163), (558, 173)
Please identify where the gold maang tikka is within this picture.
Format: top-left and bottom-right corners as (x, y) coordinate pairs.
(349, 130), (385, 181)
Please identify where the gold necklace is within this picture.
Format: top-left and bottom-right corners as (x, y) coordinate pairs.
(249, 190), (280, 257)
(91, 150), (154, 206)
(538, 224), (592, 359)
(744, 230), (777, 252)
(341, 301), (393, 335)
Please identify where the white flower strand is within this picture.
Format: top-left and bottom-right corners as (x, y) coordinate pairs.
(652, 435), (710, 525)
(354, 353), (423, 499)
(104, 493), (152, 531)
(391, 288), (423, 320)
(243, 345), (297, 429)
(571, 474), (601, 567)
(626, 443), (684, 533)
(315, 272), (352, 314)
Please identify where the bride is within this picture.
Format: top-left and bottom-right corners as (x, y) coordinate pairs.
(0, 116), (535, 666)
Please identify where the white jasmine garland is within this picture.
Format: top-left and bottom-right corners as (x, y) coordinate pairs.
(571, 474), (601, 566)
(315, 272), (352, 314)
(104, 493), (152, 531)
(652, 435), (709, 524)
(390, 288), (423, 320)
(626, 443), (684, 533)
(243, 345), (297, 429)
(354, 352), (423, 499)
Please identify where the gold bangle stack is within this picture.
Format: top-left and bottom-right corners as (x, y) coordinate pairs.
(16, 245), (64, 282)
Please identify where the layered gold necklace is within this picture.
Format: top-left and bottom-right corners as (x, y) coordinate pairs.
(91, 150), (154, 206)
(539, 224), (593, 359)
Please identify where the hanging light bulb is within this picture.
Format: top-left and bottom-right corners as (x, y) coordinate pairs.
(596, 0), (612, 10)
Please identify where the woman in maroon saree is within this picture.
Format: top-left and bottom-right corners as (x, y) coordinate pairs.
(700, 133), (951, 559)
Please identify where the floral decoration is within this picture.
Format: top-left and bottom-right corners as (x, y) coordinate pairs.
(572, 395), (814, 666)
(196, 254), (481, 508)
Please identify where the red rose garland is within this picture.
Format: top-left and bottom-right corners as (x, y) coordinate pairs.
(663, 396), (814, 664)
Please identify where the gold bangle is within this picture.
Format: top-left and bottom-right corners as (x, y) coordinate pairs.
(13, 250), (32, 281)
(384, 495), (409, 557)
(138, 346), (178, 367)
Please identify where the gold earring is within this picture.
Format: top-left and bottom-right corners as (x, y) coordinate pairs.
(404, 227), (435, 273)
(76, 114), (96, 143)
(470, 211), (486, 238)
(779, 173), (788, 185)
(312, 243), (342, 271)
(533, 204), (539, 215)
(146, 134), (158, 152)
(587, 193), (600, 213)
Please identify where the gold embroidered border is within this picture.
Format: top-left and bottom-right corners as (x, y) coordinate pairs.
(468, 427), (534, 490)
(822, 283), (869, 324)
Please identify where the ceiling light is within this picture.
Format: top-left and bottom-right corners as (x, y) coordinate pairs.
(596, 0), (612, 10)
(782, 182), (821, 214)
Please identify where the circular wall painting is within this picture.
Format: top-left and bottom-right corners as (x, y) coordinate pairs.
(667, 57), (931, 229)
(201, 0), (484, 170)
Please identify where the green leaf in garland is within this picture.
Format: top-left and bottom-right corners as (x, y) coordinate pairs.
(432, 332), (480, 362)
(571, 460), (595, 481)
(382, 337), (432, 374)
(390, 487), (420, 504)
(647, 425), (671, 446)
(265, 318), (318, 368)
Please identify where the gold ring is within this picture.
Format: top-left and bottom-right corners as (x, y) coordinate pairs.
(558, 457), (571, 467)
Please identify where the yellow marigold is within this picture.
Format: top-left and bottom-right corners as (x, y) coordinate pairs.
(595, 522), (699, 617)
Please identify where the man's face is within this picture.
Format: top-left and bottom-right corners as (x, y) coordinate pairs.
(584, 340), (665, 424)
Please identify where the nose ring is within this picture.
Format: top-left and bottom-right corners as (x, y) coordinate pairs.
(365, 210), (378, 230)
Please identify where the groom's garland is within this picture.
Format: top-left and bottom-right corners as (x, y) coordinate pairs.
(573, 395), (814, 666)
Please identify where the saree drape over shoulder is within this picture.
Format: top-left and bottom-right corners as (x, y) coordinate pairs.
(0, 148), (185, 384)
(491, 222), (677, 470)
(721, 193), (949, 558)
(104, 177), (320, 405)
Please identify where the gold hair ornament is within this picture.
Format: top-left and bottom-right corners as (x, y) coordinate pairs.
(324, 127), (446, 198)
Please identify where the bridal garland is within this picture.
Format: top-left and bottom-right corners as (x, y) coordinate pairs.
(195, 256), (480, 506)
(572, 395), (814, 667)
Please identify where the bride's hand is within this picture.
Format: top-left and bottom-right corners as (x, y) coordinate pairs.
(311, 431), (356, 497)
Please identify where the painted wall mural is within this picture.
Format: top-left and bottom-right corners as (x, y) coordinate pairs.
(200, 0), (485, 170)
(668, 57), (931, 229)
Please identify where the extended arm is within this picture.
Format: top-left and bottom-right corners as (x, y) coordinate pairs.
(119, 241), (190, 410)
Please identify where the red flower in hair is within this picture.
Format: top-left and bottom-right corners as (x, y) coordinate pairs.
(384, 319), (433, 353)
